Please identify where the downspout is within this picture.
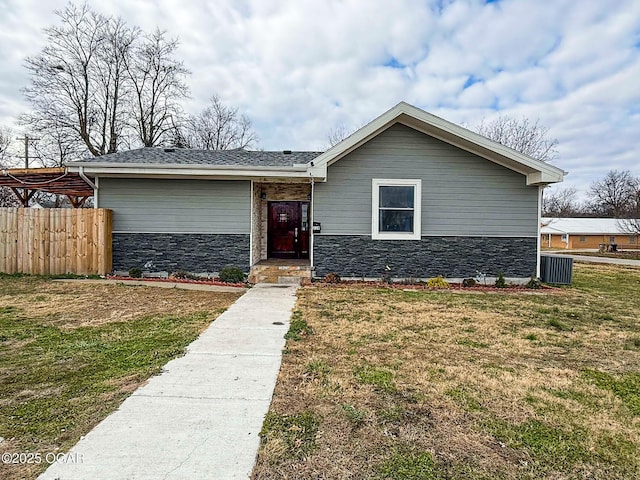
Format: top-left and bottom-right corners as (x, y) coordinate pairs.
(536, 185), (542, 279)
(78, 166), (97, 190)
(249, 180), (254, 267)
(309, 173), (315, 272)
(78, 166), (98, 208)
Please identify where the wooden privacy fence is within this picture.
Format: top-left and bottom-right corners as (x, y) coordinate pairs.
(0, 208), (112, 276)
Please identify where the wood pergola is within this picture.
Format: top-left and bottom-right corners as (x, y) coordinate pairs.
(0, 167), (95, 208)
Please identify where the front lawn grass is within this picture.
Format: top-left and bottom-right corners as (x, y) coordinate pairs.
(0, 276), (241, 480)
(253, 263), (640, 479)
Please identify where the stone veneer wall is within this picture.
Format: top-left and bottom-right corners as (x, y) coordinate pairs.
(251, 184), (262, 265)
(313, 235), (537, 279)
(253, 183), (311, 261)
(112, 233), (250, 273)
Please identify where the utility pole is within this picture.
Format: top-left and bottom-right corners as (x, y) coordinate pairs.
(13, 134), (40, 207)
(15, 134), (40, 169)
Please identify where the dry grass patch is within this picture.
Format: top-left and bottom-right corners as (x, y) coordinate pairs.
(253, 264), (640, 479)
(0, 274), (241, 480)
(0, 278), (236, 328)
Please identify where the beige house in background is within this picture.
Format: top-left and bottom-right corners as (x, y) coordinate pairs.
(541, 217), (639, 250)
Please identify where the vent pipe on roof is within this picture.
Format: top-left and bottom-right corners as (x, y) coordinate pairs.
(283, 150), (292, 154)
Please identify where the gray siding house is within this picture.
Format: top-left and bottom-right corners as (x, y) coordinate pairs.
(68, 102), (565, 281)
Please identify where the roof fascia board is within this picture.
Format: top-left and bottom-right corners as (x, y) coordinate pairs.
(94, 173), (324, 182)
(68, 165), (319, 180)
(69, 162), (307, 172)
(543, 229), (636, 235)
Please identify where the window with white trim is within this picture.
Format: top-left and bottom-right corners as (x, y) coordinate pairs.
(372, 179), (421, 240)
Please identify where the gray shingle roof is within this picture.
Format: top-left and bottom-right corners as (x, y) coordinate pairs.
(74, 148), (322, 167)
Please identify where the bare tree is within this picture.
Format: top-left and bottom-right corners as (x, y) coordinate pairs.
(326, 123), (353, 147)
(616, 178), (640, 236)
(94, 16), (139, 154)
(542, 187), (583, 217)
(476, 116), (559, 162)
(0, 127), (12, 165)
(21, 3), (139, 157)
(618, 216), (640, 237)
(0, 127), (20, 206)
(182, 95), (258, 150)
(0, 188), (19, 207)
(125, 29), (189, 147)
(31, 122), (87, 167)
(588, 170), (637, 217)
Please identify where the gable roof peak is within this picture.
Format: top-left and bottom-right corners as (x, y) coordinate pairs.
(309, 101), (565, 186)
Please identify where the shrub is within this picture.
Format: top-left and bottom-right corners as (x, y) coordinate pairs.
(495, 272), (507, 288)
(462, 277), (477, 287)
(426, 276), (449, 288)
(172, 270), (188, 279)
(171, 270), (200, 280)
(128, 267), (143, 278)
(526, 276), (542, 289)
(323, 272), (341, 283)
(218, 266), (246, 283)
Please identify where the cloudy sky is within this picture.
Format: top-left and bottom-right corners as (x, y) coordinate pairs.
(0, 0), (638, 197)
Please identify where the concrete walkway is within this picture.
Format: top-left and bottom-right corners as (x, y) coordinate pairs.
(40, 284), (298, 480)
(545, 252), (640, 267)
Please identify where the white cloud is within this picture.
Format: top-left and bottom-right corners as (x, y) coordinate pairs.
(0, 0), (638, 196)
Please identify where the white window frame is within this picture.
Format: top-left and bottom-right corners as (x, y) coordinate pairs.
(372, 178), (421, 240)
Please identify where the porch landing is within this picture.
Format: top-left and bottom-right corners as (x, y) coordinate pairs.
(248, 259), (312, 285)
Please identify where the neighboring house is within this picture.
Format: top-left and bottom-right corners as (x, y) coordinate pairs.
(541, 217), (639, 250)
(67, 102), (565, 281)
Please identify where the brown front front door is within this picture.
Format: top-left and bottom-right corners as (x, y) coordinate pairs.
(268, 201), (309, 259)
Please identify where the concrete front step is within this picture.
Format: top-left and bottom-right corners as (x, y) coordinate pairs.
(248, 264), (312, 285)
(251, 275), (307, 285)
